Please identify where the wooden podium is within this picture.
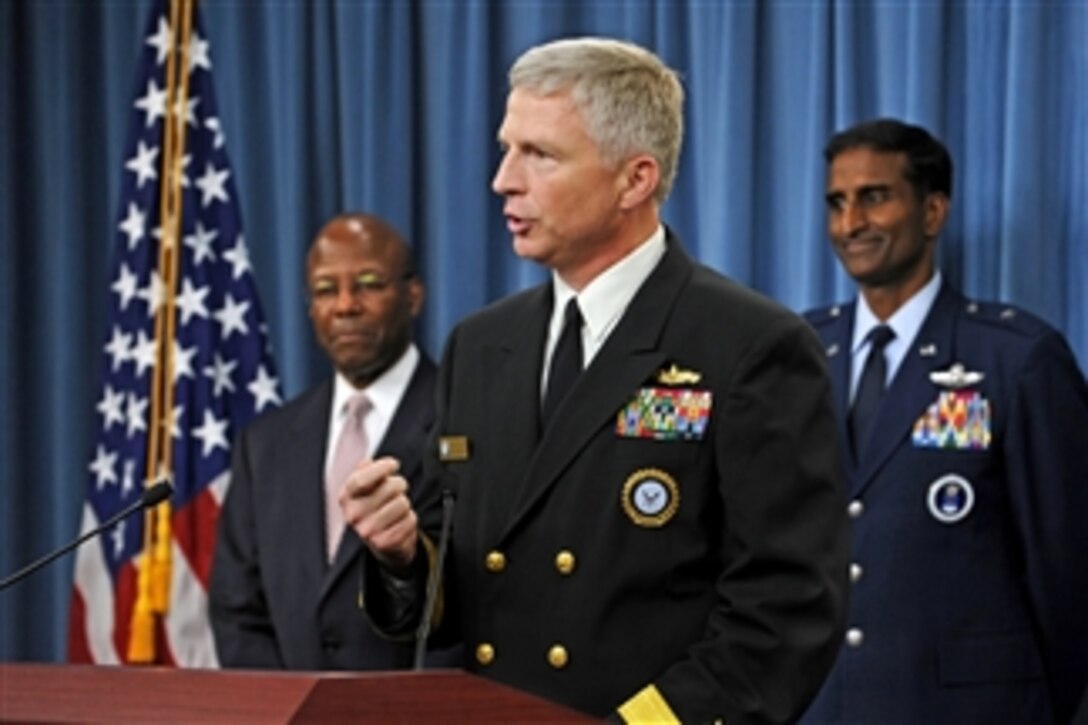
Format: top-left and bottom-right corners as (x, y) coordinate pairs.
(0, 663), (590, 722)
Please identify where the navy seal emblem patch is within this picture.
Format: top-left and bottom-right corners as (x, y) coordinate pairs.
(621, 468), (680, 528)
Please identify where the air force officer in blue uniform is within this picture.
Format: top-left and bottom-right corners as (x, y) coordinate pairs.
(801, 119), (1088, 724)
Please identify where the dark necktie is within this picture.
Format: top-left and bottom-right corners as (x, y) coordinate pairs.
(849, 324), (895, 459)
(541, 297), (583, 427)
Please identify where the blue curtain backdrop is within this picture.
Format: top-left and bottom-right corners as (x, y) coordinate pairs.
(1, 0), (1085, 662)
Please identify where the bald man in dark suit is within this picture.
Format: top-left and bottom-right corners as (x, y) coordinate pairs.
(209, 213), (454, 670)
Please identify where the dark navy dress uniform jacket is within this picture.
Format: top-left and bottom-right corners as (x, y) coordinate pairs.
(379, 236), (849, 724)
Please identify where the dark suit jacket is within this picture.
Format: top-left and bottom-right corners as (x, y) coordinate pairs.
(209, 354), (444, 670)
(377, 236), (848, 722)
(801, 282), (1088, 724)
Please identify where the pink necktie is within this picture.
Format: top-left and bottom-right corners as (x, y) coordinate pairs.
(326, 392), (370, 562)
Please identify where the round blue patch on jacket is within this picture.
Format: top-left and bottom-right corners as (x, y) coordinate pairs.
(927, 474), (975, 524)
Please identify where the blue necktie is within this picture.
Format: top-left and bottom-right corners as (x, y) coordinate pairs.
(849, 325), (895, 459)
(542, 298), (583, 427)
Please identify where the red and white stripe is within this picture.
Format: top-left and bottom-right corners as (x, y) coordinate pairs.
(68, 471), (229, 667)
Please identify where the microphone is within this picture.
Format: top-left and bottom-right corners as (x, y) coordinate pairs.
(0, 479), (174, 591)
(413, 488), (455, 670)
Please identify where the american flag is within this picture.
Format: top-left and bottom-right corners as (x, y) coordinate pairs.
(68, 0), (280, 666)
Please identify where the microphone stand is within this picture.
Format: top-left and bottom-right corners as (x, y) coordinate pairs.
(0, 481), (173, 591)
(413, 489), (455, 670)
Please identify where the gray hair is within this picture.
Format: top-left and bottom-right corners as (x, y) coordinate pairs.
(509, 37), (684, 204)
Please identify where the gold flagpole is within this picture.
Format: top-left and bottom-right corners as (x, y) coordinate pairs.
(128, 0), (194, 664)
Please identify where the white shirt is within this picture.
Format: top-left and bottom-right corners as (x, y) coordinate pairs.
(541, 225), (667, 396)
(850, 271), (942, 402)
(324, 343), (420, 476)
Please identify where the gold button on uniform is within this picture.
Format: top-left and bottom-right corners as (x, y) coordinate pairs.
(485, 550), (506, 572)
(476, 642), (495, 665)
(555, 550), (576, 575)
(547, 644), (569, 669)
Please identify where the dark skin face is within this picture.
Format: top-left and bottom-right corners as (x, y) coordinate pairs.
(825, 147), (950, 320)
(306, 216), (424, 388)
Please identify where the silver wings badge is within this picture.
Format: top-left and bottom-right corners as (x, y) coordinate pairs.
(929, 362), (985, 389)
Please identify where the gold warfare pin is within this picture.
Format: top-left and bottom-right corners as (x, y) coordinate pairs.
(656, 364), (702, 386)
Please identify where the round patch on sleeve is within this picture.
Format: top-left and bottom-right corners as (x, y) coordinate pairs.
(621, 468), (680, 528)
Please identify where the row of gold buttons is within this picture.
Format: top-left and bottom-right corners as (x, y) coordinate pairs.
(475, 643), (569, 669)
(484, 549), (577, 575)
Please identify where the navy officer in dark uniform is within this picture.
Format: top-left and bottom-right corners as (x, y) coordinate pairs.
(801, 118), (1088, 724)
(339, 37), (848, 723)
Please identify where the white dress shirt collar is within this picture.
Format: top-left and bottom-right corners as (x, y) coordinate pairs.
(850, 271), (942, 398)
(547, 225), (667, 368)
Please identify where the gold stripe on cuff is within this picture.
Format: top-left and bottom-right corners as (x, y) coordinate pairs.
(617, 684), (680, 724)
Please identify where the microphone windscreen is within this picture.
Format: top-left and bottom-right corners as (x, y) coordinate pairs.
(141, 480), (174, 507)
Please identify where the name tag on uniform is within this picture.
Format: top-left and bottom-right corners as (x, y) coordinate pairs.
(438, 435), (471, 461)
